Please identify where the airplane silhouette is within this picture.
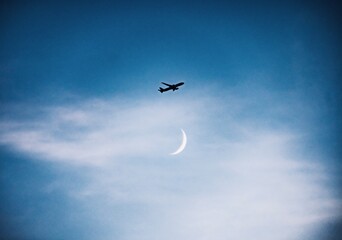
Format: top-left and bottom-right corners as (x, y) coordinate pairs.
(158, 82), (184, 93)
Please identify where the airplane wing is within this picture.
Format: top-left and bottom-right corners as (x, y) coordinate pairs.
(159, 86), (172, 92)
(161, 82), (172, 87)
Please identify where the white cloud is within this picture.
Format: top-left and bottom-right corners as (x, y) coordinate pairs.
(0, 91), (340, 240)
(0, 96), (203, 165)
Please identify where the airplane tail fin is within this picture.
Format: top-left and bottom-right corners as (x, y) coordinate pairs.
(158, 87), (164, 93)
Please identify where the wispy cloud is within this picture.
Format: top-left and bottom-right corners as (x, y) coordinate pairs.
(0, 96), (203, 165)
(0, 91), (340, 239)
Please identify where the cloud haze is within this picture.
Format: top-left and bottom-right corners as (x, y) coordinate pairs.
(0, 90), (340, 240)
(0, 96), (201, 165)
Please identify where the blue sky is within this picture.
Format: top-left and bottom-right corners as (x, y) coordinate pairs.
(1, 1), (341, 239)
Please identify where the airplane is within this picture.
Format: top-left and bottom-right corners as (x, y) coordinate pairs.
(158, 82), (184, 93)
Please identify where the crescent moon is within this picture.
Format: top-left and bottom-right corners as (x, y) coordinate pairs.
(170, 129), (187, 155)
